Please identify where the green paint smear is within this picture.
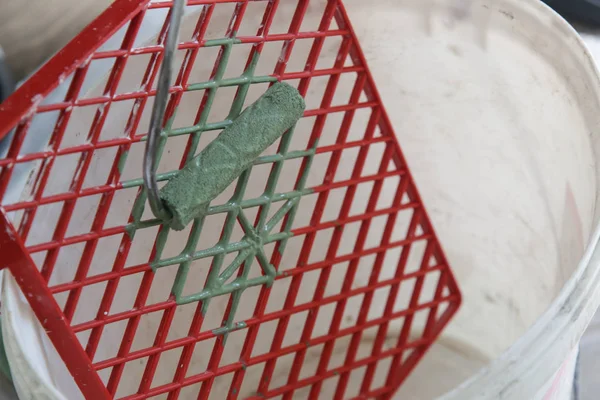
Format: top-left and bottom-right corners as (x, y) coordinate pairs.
(129, 40), (321, 339)
(212, 321), (247, 343)
(160, 82), (306, 230)
(0, 322), (12, 381)
(117, 149), (129, 175)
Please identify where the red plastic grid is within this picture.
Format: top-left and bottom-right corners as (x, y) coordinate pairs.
(0, 1), (461, 399)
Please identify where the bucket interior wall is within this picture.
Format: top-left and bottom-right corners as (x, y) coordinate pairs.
(3, 0), (600, 399)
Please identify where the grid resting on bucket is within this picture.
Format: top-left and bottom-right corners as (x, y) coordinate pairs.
(0, 0), (461, 399)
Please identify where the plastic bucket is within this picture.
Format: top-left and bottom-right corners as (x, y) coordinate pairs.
(3, 0), (600, 399)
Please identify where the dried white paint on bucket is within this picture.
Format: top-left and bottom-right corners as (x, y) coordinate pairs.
(3, 0), (600, 399)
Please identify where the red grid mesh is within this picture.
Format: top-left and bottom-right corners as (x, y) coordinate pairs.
(0, 1), (461, 399)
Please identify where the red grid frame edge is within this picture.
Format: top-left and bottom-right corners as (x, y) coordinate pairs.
(0, 1), (462, 399)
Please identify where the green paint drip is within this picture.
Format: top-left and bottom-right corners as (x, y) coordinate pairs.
(212, 321), (247, 336)
(117, 149), (129, 175)
(0, 321), (12, 381)
(160, 82), (306, 230)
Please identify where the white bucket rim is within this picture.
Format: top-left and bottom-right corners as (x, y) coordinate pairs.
(441, 1), (600, 398)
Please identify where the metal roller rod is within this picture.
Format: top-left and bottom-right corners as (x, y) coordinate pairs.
(143, 0), (185, 221)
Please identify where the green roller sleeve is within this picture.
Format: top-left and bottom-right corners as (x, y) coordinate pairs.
(160, 82), (306, 230)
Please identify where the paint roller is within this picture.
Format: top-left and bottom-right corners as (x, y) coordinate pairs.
(160, 82), (306, 230)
